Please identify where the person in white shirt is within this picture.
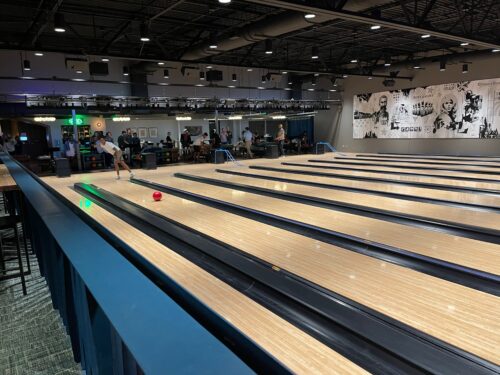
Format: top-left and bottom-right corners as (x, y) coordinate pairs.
(98, 136), (134, 180)
(242, 127), (254, 158)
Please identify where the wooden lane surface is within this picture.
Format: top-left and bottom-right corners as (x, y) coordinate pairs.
(146, 173), (500, 276)
(215, 168), (500, 209)
(76, 171), (500, 366)
(0, 164), (18, 191)
(184, 170), (500, 233)
(335, 155), (500, 167)
(267, 163), (500, 192)
(357, 153), (500, 162)
(310, 159), (500, 174)
(43, 175), (365, 375)
(299, 161), (500, 182)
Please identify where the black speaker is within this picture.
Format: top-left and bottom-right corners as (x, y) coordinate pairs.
(206, 70), (223, 81)
(265, 144), (279, 159)
(211, 150), (225, 164)
(55, 158), (71, 177)
(142, 153), (157, 169)
(89, 62), (109, 76)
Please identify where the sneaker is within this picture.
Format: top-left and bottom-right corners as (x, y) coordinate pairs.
(116, 175), (121, 180)
(129, 172), (135, 179)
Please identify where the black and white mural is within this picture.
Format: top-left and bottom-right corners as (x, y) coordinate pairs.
(353, 78), (500, 139)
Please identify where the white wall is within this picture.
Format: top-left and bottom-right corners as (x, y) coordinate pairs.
(327, 52), (500, 155)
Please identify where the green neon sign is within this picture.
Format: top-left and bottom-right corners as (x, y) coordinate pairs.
(68, 117), (84, 125)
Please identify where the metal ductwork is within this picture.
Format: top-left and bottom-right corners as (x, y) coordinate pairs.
(181, 0), (394, 61)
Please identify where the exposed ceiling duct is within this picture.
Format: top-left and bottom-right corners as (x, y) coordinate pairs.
(181, 0), (395, 61)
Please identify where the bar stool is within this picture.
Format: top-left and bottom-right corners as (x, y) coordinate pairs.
(0, 214), (27, 295)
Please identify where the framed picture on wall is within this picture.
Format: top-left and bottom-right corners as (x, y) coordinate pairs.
(138, 127), (147, 138)
(149, 127), (158, 138)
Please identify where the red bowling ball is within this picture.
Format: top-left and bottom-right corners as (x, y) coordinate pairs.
(152, 191), (162, 202)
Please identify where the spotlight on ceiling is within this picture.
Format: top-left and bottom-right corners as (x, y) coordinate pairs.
(311, 46), (319, 59)
(439, 60), (446, 71)
(304, 13), (316, 19)
(35, 52), (44, 57)
(492, 49), (499, 53)
(101, 58), (110, 62)
(460, 42), (469, 46)
(265, 40), (273, 54)
(123, 66), (129, 76)
(140, 23), (150, 42)
(384, 57), (391, 67)
(232, 73), (237, 82)
(54, 13), (66, 32)
(158, 62), (165, 65)
(421, 34), (431, 38)
(370, 25), (381, 30)
(199, 71), (205, 80)
(218, 0), (231, 3)
(163, 69), (169, 78)
(23, 60), (31, 71)
(350, 59), (358, 63)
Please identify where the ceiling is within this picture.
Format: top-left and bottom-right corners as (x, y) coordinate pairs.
(1, 0), (499, 75)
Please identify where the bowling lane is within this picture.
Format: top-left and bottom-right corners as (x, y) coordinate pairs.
(144, 172), (500, 276)
(215, 168), (500, 209)
(181, 170), (500, 233)
(43, 176), (365, 374)
(357, 153), (500, 162)
(335, 155), (500, 167)
(318, 158), (500, 173)
(56, 173), (500, 366)
(295, 161), (500, 182)
(265, 164), (500, 192)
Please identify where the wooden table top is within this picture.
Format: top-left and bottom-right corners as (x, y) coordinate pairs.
(0, 164), (18, 192)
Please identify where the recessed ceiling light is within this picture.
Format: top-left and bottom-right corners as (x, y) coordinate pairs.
(209, 44), (218, 49)
(76, 70), (83, 74)
(329, 89), (337, 92)
(228, 85), (236, 88)
(195, 84), (204, 87)
(247, 68), (253, 71)
(307, 88), (315, 91)
(350, 59), (358, 63)
(72, 78), (85, 82)
(370, 25), (381, 30)
(34, 52), (44, 56)
(257, 86), (265, 89)
(342, 74), (348, 78)
(492, 49), (500, 53)
(284, 88), (292, 90)
(140, 37), (150, 42)
(206, 65), (213, 69)
(265, 51), (273, 55)
(413, 65), (421, 69)
(101, 58), (110, 62)
(384, 62), (391, 67)
(421, 34), (431, 38)
(304, 13), (316, 19)
(368, 76), (373, 80)
(314, 73), (319, 76)
(219, 0), (231, 3)
(158, 62), (165, 65)
(282, 71), (288, 74)
(460, 42), (469, 46)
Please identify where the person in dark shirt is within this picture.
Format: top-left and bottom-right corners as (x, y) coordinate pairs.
(117, 131), (127, 150)
(211, 129), (221, 148)
(131, 132), (141, 155)
(166, 132), (174, 149)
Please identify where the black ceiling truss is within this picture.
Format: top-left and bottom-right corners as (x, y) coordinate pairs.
(0, 0), (498, 76)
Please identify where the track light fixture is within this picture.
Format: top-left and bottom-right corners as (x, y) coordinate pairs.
(265, 40), (273, 54)
(54, 13), (66, 32)
(439, 60), (446, 71)
(23, 60), (31, 71)
(311, 46), (319, 59)
(140, 23), (150, 42)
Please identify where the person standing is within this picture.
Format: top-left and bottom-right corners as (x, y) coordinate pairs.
(166, 132), (174, 149)
(98, 136), (134, 180)
(117, 131), (127, 150)
(220, 127), (228, 144)
(275, 124), (286, 157)
(243, 127), (254, 158)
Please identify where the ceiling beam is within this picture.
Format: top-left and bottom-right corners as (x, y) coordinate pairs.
(242, 0), (500, 49)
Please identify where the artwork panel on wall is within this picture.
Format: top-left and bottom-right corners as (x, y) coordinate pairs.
(149, 127), (158, 138)
(138, 127), (147, 138)
(353, 77), (500, 139)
